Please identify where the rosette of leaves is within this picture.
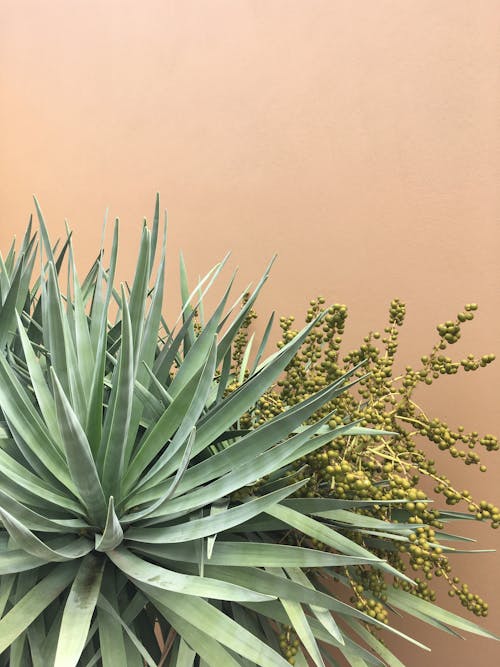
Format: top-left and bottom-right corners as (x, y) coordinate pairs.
(0, 206), (414, 667)
(0, 199), (497, 667)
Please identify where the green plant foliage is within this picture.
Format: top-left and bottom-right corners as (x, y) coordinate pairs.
(230, 293), (500, 656)
(0, 197), (497, 667)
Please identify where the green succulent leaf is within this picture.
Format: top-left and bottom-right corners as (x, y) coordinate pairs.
(97, 593), (157, 667)
(286, 567), (345, 646)
(145, 587), (290, 667)
(0, 257), (24, 350)
(54, 554), (105, 667)
(95, 497), (123, 552)
(100, 287), (135, 497)
(51, 369), (107, 525)
(108, 547), (275, 602)
(15, 312), (62, 449)
(0, 354), (73, 492)
(0, 448), (83, 517)
(0, 508), (93, 562)
(134, 540), (376, 569)
(125, 480), (306, 543)
(0, 562), (78, 653)
(159, 606), (241, 667)
(0, 490), (86, 534)
(267, 502), (414, 585)
(386, 586), (500, 640)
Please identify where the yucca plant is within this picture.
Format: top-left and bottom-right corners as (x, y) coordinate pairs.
(0, 198), (497, 667)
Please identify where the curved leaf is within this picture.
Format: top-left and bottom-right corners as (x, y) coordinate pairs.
(15, 312), (62, 448)
(108, 547), (274, 602)
(134, 540), (377, 569)
(101, 289), (135, 498)
(0, 547), (47, 575)
(97, 592), (156, 667)
(0, 354), (73, 491)
(54, 553), (105, 667)
(143, 585), (290, 667)
(51, 369), (107, 525)
(95, 497), (123, 552)
(0, 490), (86, 533)
(0, 450), (84, 516)
(267, 503), (414, 585)
(0, 562), (78, 653)
(286, 567), (344, 646)
(386, 586), (500, 640)
(125, 480), (306, 544)
(125, 335), (217, 494)
(0, 508), (93, 562)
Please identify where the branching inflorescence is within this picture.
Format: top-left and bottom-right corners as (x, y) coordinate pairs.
(229, 295), (499, 656)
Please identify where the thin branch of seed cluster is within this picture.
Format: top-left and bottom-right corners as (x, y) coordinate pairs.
(227, 295), (498, 644)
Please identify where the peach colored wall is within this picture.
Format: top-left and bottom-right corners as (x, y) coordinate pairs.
(1, 1), (499, 664)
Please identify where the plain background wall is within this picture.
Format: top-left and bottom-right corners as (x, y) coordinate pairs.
(1, 1), (499, 664)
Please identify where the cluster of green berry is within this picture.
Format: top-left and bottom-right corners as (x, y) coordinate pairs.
(278, 626), (300, 664)
(231, 295), (498, 626)
(346, 568), (389, 624)
(231, 295), (258, 373)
